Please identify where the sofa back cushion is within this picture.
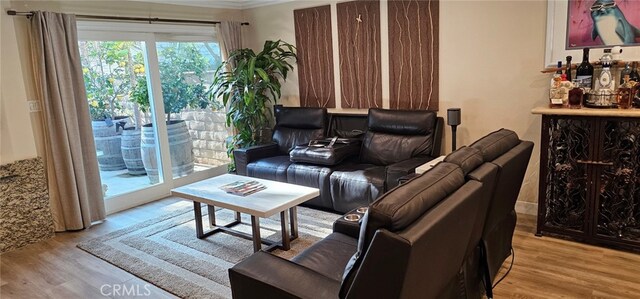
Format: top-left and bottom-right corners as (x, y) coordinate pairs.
(444, 146), (484, 175)
(272, 106), (327, 154)
(469, 128), (520, 161)
(360, 109), (437, 165)
(327, 113), (368, 138)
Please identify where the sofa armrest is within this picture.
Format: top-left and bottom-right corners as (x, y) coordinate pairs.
(385, 156), (434, 190)
(233, 143), (280, 175)
(229, 251), (341, 299)
(333, 208), (365, 238)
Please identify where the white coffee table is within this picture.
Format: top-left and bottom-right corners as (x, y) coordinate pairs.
(171, 174), (319, 252)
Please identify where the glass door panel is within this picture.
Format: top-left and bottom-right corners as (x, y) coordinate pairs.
(155, 40), (230, 179)
(78, 40), (164, 199)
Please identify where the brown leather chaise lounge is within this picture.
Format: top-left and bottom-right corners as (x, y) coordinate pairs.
(229, 129), (533, 299)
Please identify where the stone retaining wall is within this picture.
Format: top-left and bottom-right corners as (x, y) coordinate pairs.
(179, 109), (231, 167)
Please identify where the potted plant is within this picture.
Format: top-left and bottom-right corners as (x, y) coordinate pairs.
(81, 41), (134, 171)
(211, 40), (297, 171)
(131, 43), (211, 183)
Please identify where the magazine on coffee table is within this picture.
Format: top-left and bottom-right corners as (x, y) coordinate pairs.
(219, 180), (267, 197)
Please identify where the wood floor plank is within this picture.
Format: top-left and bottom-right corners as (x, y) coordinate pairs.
(1, 199), (639, 298)
(493, 214), (640, 298)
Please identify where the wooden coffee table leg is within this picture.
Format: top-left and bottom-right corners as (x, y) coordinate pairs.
(207, 205), (216, 227)
(193, 201), (204, 238)
(280, 211), (291, 250)
(289, 206), (299, 239)
(235, 211), (241, 222)
(251, 216), (261, 252)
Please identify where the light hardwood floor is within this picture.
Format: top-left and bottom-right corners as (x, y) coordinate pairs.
(1, 197), (639, 298)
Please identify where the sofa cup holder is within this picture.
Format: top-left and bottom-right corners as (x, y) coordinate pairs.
(343, 214), (361, 222)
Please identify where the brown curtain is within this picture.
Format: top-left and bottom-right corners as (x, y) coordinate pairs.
(29, 11), (105, 231)
(219, 21), (243, 68)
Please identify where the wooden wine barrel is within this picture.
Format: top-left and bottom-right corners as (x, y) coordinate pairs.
(141, 120), (194, 184)
(120, 128), (146, 175)
(92, 120), (126, 171)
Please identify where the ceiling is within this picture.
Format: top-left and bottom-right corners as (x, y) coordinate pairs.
(134, 0), (293, 9)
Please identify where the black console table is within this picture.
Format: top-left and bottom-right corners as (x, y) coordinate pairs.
(532, 107), (640, 252)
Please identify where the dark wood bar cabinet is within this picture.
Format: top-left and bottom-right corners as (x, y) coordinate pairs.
(532, 107), (640, 252)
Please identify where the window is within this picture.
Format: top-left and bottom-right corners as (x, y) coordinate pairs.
(77, 22), (229, 212)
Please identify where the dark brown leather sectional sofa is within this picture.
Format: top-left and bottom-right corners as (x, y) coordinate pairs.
(234, 106), (444, 213)
(229, 129), (533, 299)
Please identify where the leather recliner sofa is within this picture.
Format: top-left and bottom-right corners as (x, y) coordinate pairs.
(234, 106), (443, 213)
(229, 161), (487, 299)
(230, 128), (533, 299)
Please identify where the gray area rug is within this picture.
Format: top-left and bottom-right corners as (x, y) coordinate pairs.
(78, 201), (339, 298)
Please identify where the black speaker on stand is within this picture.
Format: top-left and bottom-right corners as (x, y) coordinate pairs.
(447, 108), (461, 152)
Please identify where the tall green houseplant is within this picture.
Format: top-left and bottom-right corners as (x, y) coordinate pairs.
(211, 40), (296, 170)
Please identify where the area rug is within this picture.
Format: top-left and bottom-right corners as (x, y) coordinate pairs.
(77, 201), (339, 298)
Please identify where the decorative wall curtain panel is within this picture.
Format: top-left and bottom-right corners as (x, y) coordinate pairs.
(294, 5), (336, 108)
(337, 0), (382, 109)
(29, 11), (105, 231)
(388, 0), (439, 110)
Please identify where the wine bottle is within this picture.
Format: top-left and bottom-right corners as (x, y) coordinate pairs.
(576, 48), (594, 89)
(565, 56), (572, 82)
(630, 61), (640, 82)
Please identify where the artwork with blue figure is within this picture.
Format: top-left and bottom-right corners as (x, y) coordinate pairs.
(590, 0), (640, 45)
(567, 0), (640, 48)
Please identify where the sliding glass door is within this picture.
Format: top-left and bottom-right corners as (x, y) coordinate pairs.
(78, 23), (229, 213)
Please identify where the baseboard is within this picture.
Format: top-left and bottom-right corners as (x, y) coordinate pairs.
(515, 201), (537, 216)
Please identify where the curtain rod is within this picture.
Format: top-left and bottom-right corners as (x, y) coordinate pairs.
(6, 10), (250, 26)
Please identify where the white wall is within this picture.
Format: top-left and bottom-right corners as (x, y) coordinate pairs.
(0, 0), (245, 165)
(0, 0), (38, 165)
(243, 0), (550, 212)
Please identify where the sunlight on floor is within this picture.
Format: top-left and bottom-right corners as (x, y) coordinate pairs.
(99, 164), (217, 198)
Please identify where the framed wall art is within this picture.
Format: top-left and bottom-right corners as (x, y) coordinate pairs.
(545, 0), (640, 66)
(567, 0), (640, 49)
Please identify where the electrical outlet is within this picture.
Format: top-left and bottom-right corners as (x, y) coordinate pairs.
(28, 100), (41, 112)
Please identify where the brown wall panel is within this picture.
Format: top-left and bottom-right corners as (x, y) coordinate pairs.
(337, 0), (382, 109)
(388, 0), (439, 110)
(294, 5), (336, 108)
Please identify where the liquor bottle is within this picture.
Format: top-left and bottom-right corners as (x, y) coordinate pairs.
(576, 48), (594, 89)
(596, 49), (614, 92)
(568, 79), (583, 109)
(550, 62), (567, 108)
(620, 62), (632, 85)
(594, 50), (615, 106)
(630, 61), (640, 82)
(565, 56), (572, 82)
(549, 76), (564, 108)
(550, 61), (562, 87)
